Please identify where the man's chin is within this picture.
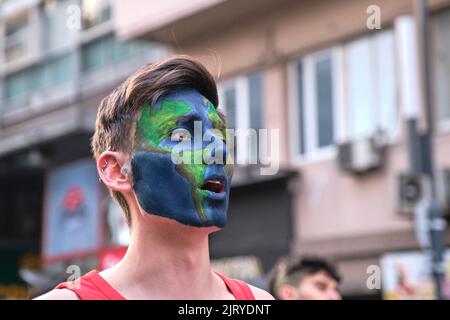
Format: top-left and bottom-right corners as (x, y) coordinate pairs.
(205, 225), (223, 233)
(142, 211), (226, 230)
(174, 220), (226, 232)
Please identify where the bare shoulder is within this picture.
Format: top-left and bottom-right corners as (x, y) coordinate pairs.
(248, 285), (275, 300)
(34, 288), (80, 300)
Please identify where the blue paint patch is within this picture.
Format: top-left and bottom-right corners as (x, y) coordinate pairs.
(132, 151), (204, 226)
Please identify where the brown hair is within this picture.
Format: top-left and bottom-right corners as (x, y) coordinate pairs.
(268, 256), (341, 299)
(91, 55), (219, 225)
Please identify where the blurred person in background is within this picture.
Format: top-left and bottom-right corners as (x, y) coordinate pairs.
(35, 55), (273, 300)
(269, 256), (342, 300)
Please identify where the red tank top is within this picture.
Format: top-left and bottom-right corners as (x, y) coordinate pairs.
(55, 270), (255, 300)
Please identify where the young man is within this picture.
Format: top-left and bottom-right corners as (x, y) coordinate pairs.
(36, 55), (273, 300)
(269, 256), (342, 300)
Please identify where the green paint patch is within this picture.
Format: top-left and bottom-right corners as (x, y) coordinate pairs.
(135, 99), (192, 149)
(193, 189), (209, 223)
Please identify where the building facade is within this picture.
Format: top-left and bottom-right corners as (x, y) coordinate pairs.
(115, 0), (450, 298)
(0, 0), (166, 299)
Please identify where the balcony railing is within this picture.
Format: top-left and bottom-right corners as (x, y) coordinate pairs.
(1, 41), (167, 125)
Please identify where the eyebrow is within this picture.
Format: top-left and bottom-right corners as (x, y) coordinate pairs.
(175, 113), (202, 124)
(175, 110), (226, 130)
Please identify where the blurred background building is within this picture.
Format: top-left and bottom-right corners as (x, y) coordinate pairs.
(0, 0), (449, 299)
(0, 0), (166, 299)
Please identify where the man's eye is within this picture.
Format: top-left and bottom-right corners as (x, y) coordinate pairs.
(315, 282), (327, 291)
(171, 128), (192, 142)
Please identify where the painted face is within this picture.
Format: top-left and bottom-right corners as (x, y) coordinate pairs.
(131, 89), (233, 228)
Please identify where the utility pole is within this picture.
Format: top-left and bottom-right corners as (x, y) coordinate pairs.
(414, 0), (447, 300)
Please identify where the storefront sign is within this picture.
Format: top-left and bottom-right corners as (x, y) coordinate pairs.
(381, 250), (450, 299)
(42, 159), (102, 265)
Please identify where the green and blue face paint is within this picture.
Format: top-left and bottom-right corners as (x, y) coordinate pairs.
(131, 89), (233, 227)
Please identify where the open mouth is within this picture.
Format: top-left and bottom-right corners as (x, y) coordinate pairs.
(200, 180), (225, 194)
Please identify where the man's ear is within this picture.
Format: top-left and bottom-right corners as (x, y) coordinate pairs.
(278, 284), (299, 300)
(97, 151), (132, 193)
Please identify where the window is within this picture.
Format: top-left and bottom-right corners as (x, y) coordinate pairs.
(52, 54), (74, 85)
(290, 51), (336, 158)
(316, 55), (334, 147)
(4, 54), (75, 106)
(82, 0), (111, 30)
(42, 0), (77, 53)
(82, 35), (153, 72)
(4, 70), (28, 104)
(295, 62), (306, 155)
(290, 29), (398, 161)
(4, 11), (31, 62)
(346, 37), (374, 137)
(224, 87), (237, 129)
(219, 72), (264, 164)
(434, 9), (450, 123)
(344, 30), (397, 138)
(248, 72), (263, 130)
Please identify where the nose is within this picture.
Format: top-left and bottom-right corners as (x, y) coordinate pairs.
(327, 290), (342, 300)
(203, 129), (228, 165)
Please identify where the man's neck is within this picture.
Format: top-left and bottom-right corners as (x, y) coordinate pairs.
(100, 214), (231, 299)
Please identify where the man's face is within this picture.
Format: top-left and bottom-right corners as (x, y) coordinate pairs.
(296, 271), (341, 300)
(131, 89), (233, 228)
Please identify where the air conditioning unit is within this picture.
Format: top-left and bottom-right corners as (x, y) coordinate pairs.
(397, 173), (432, 216)
(337, 137), (384, 174)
